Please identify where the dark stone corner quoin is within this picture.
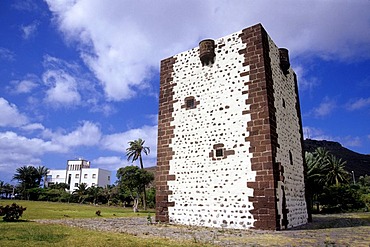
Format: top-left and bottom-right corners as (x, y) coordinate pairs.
(155, 23), (309, 230)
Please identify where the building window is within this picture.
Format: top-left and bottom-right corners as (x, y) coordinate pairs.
(108, 176), (110, 181)
(92, 183), (96, 186)
(56, 175), (60, 178)
(84, 174), (88, 179)
(186, 98), (195, 108)
(215, 148), (224, 157)
(182, 96), (199, 110)
(209, 143), (235, 160)
(75, 174), (79, 178)
(92, 174), (96, 179)
(74, 183), (78, 187)
(289, 151), (293, 165)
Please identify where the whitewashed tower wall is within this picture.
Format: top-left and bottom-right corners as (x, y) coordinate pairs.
(156, 24), (308, 230)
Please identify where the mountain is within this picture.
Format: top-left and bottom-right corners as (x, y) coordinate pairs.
(303, 139), (370, 180)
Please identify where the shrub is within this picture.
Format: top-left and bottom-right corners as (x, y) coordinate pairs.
(0, 203), (27, 221)
(95, 210), (101, 216)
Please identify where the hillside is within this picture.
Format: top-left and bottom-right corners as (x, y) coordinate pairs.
(303, 139), (370, 179)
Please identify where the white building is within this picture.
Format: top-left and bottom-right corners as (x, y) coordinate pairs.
(46, 159), (111, 192)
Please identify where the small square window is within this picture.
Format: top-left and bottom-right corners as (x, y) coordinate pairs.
(92, 183), (96, 186)
(74, 183), (78, 187)
(92, 174), (96, 179)
(186, 98), (195, 109)
(56, 175), (60, 178)
(108, 176), (110, 181)
(84, 174), (88, 179)
(215, 149), (224, 157)
(75, 174), (79, 178)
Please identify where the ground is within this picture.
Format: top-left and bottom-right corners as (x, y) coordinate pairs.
(35, 213), (370, 246)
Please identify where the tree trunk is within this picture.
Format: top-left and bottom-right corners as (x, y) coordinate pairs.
(133, 197), (139, 212)
(139, 156), (147, 210)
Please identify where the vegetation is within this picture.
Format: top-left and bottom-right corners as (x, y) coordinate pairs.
(0, 201), (368, 247)
(0, 222), (208, 247)
(0, 200), (154, 220)
(306, 147), (370, 213)
(116, 166), (154, 212)
(4, 137), (155, 210)
(0, 203), (26, 222)
(126, 138), (150, 210)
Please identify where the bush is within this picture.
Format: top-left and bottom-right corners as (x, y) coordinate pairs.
(0, 203), (27, 221)
(319, 184), (365, 213)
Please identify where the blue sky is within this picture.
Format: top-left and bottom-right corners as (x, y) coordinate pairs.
(1, 0), (369, 184)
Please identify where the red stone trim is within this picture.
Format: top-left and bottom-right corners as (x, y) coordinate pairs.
(156, 56), (177, 222)
(239, 24), (280, 230)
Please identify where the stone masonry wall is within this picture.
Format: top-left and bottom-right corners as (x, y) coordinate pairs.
(268, 37), (308, 228)
(156, 23), (308, 230)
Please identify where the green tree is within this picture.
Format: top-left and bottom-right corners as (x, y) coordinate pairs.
(35, 166), (49, 187)
(12, 166), (39, 199)
(49, 182), (70, 191)
(116, 166), (154, 212)
(2, 183), (14, 199)
(305, 150), (328, 212)
(102, 185), (119, 206)
(87, 186), (103, 205)
(126, 138), (150, 210)
(73, 183), (88, 203)
(324, 154), (349, 186)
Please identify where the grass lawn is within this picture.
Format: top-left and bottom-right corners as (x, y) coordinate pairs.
(0, 200), (210, 247)
(1, 200), (369, 246)
(0, 221), (210, 247)
(0, 200), (154, 220)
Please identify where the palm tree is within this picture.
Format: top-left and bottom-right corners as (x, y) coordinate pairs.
(325, 154), (349, 186)
(126, 138), (150, 210)
(305, 151), (327, 212)
(73, 183), (88, 203)
(35, 166), (49, 187)
(13, 166), (39, 199)
(87, 186), (103, 205)
(102, 185), (118, 206)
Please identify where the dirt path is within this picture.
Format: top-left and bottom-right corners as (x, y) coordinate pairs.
(35, 213), (370, 246)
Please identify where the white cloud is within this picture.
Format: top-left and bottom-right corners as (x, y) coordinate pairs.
(0, 98), (28, 127)
(12, 0), (39, 12)
(303, 126), (331, 141)
(14, 80), (38, 93)
(0, 47), (15, 61)
(45, 1), (370, 101)
(310, 97), (336, 118)
(50, 121), (102, 147)
(91, 156), (128, 173)
(43, 70), (81, 106)
(21, 22), (39, 40)
(0, 131), (67, 183)
(303, 127), (364, 149)
(21, 123), (45, 131)
(346, 97), (370, 111)
(293, 65), (320, 94)
(341, 136), (362, 148)
(101, 125), (158, 167)
(10, 74), (39, 94)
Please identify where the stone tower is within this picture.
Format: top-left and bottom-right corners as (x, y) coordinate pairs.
(156, 24), (308, 230)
